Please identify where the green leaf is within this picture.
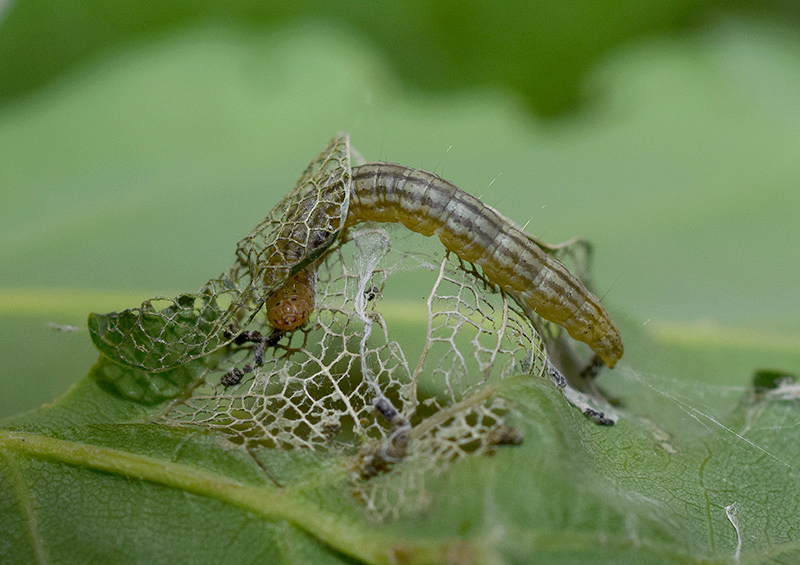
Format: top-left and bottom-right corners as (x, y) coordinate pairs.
(3, 365), (800, 563)
(89, 353), (204, 405)
(0, 0), (739, 116)
(87, 290), (232, 374)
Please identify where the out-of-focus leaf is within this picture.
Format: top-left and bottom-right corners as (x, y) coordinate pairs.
(0, 0), (772, 116)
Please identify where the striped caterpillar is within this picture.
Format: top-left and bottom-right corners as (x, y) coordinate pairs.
(266, 162), (623, 369)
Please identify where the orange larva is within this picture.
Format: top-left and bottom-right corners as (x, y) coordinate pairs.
(265, 265), (317, 331)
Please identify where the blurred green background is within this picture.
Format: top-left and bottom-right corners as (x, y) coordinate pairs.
(1, 0), (799, 419)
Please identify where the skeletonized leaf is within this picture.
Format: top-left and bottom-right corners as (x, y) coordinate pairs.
(88, 133), (352, 374)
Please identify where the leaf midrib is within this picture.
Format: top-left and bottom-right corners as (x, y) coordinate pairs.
(0, 429), (454, 564)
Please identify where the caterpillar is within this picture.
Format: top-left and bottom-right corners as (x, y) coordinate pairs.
(267, 161), (623, 369)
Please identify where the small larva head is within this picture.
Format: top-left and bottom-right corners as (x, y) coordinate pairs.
(562, 294), (623, 369)
(594, 325), (624, 369)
